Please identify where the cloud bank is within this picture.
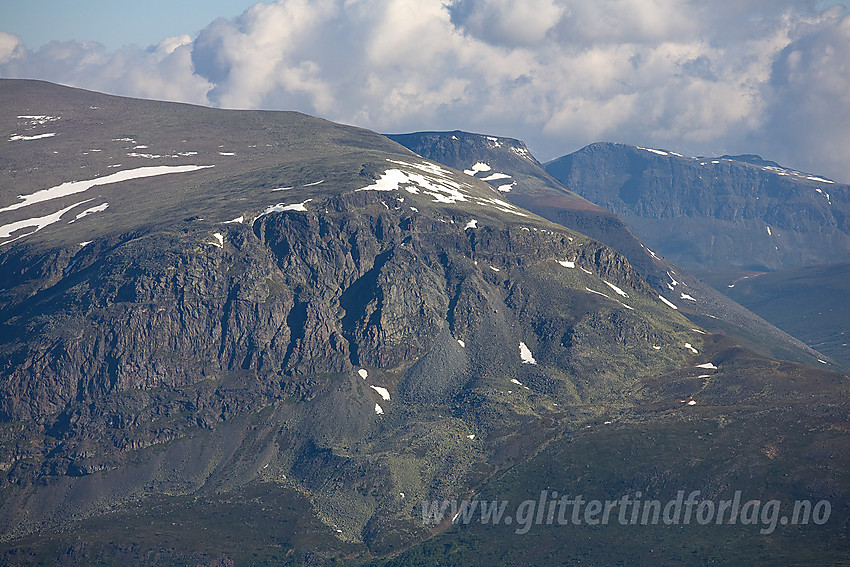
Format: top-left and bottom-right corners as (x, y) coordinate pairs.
(2, 1), (849, 181)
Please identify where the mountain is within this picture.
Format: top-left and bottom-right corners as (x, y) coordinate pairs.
(0, 80), (707, 555)
(387, 131), (829, 368)
(544, 142), (850, 272)
(719, 261), (850, 370)
(1, 81), (848, 565)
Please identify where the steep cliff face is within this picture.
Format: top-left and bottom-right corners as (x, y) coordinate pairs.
(388, 131), (830, 368)
(0, 81), (703, 547)
(545, 142), (850, 271)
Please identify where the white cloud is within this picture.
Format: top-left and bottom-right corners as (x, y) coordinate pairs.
(449, 0), (566, 46)
(750, 7), (850, 180)
(1, 0), (849, 180)
(0, 32), (24, 64)
(0, 34), (211, 105)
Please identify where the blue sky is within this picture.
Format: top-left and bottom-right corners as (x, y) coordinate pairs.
(2, 1), (850, 182)
(1, 1), (258, 50)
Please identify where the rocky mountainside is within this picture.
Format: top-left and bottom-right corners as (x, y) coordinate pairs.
(387, 131), (829, 368)
(544, 142), (850, 272)
(1, 81), (848, 565)
(1, 80), (703, 552)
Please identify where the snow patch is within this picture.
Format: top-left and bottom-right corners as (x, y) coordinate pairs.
(497, 183), (515, 192)
(680, 293), (696, 301)
(357, 164), (468, 204)
(208, 233), (224, 248)
(807, 176), (835, 184)
(70, 202), (109, 222)
(519, 342), (537, 364)
(585, 287), (611, 299)
(127, 152), (162, 159)
(1, 199), (93, 246)
(374, 403), (384, 415)
(684, 343), (699, 354)
(224, 216), (244, 224)
(370, 385), (391, 401)
(510, 146), (529, 157)
(658, 295), (678, 310)
(558, 260), (576, 268)
(9, 132), (56, 141)
(465, 219), (478, 230)
(604, 281), (629, 298)
(766, 226), (772, 236)
(457, 339), (465, 347)
(358, 369), (368, 379)
(0, 165), (213, 213)
(481, 172), (511, 181)
(18, 115), (60, 124)
(476, 196), (528, 217)
(463, 162), (491, 176)
(695, 362), (717, 370)
(636, 146), (668, 156)
(258, 199), (313, 217)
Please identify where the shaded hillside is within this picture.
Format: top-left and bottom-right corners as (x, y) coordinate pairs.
(718, 262), (850, 371)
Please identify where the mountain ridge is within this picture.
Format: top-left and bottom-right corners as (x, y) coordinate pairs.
(544, 141), (850, 271)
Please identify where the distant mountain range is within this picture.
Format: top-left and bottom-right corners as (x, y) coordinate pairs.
(0, 80), (848, 565)
(544, 142), (850, 272)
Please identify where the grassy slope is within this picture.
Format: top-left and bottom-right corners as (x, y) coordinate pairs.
(376, 337), (850, 566)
